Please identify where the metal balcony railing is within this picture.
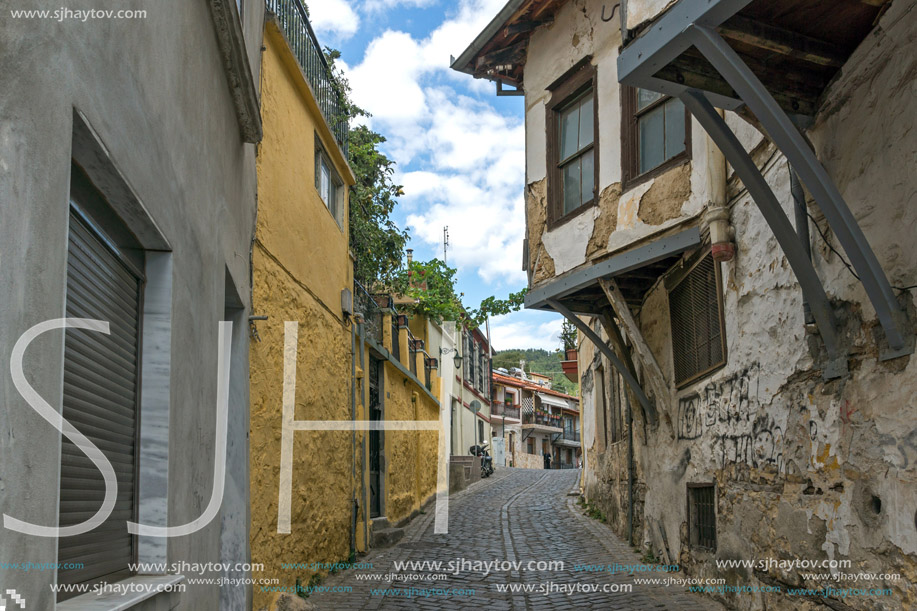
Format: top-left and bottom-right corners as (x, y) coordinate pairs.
(354, 281), (383, 346)
(562, 429), (580, 442)
(492, 403), (520, 419)
(266, 0), (348, 155)
(523, 414), (563, 429)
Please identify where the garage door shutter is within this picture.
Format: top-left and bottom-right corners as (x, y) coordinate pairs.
(57, 208), (143, 589)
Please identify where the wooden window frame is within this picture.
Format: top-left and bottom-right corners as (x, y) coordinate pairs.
(546, 57), (599, 230)
(666, 249), (727, 388)
(621, 85), (692, 191)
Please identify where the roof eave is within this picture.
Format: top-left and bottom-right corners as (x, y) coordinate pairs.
(450, 0), (529, 76)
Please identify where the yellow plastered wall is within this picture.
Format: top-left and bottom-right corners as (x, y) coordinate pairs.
(250, 21), (359, 610)
(363, 312), (441, 526)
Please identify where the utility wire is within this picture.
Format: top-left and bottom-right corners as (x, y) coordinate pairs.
(805, 210), (916, 292)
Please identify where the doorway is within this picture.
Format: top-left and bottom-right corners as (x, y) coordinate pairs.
(369, 356), (383, 518)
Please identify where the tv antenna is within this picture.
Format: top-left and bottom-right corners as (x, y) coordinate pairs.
(443, 226), (449, 265)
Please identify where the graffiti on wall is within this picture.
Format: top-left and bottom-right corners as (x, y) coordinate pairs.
(676, 365), (789, 470)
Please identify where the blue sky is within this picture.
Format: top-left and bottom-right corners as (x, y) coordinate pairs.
(308, 0), (566, 352)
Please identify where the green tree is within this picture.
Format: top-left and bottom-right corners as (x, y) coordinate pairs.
(324, 48), (408, 288)
(349, 126), (409, 287)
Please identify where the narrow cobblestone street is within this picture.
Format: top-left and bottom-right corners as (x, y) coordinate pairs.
(311, 469), (721, 610)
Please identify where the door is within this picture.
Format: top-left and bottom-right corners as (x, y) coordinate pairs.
(369, 356), (383, 518)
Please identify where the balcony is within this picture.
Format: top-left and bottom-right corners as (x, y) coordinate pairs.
(522, 413), (563, 433)
(266, 0), (348, 154)
(554, 428), (581, 448)
(492, 403), (520, 420)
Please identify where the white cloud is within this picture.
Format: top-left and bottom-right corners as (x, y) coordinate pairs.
(342, 0), (526, 285)
(364, 0), (437, 11)
(309, 0), (360, 38)
(489, 314), (565, 352)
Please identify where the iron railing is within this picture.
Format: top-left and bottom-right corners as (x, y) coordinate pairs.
(266, 0), (349, 154)
(562, 429), (580, 442)
(492, 403), (520, 419)
(391, 315), (401, 363)
(354, 281), (383, 346)
(523, 413), (563, 429)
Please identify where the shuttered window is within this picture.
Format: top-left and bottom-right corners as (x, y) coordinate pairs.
(668, 253), (726, 386)
(58, 202), (144, 592)
(688, 484), (717, 551)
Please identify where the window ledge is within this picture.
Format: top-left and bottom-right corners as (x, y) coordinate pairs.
(56, 575), (184, 611)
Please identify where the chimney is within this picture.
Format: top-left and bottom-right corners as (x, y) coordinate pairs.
(406, 248), (413, 265)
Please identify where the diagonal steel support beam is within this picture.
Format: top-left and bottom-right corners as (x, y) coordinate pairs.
(686, 25), (911, 358)
(680, 89), (846, 379)
(547, 299), (657, 421)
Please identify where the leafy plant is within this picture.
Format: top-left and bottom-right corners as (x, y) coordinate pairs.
(393, 258), (526, 328)
(560, 319), (578, 351)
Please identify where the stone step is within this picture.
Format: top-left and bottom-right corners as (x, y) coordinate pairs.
(371, 526), (405, 548)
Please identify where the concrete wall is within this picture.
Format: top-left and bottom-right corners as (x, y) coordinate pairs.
(0, 1), (260, 608)
(524, 0), (917, 609)
(248, 20), (357, 610)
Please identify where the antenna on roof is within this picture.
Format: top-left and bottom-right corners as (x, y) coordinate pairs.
(443, 226), (449, 265)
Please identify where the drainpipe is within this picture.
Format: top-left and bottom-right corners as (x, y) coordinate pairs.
(350, 316), (357, 555)
(359, 319), (368, 550)
(789, 162), (815, 325)
(702, 117), (735, 262)
(620, 0), (629, 44)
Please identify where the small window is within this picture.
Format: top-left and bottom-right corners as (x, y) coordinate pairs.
(547, 58), (598, 227)
(527, 438), (535, 454)
(622, 86), (690, 187)
(668, 252), (726, 387)
(478, 420), (484, 444)
(687, 484), (717, 551)
(315, 137), (343, 227)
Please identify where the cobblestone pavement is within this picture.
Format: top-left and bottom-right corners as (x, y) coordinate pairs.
(310, 468), (723, 610)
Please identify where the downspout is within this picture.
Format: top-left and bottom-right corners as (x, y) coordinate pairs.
(702, 114), (735, 262)
(359, 319), (368, 550)
(620, 0), (629, 44)
(350, 316), (357, 556)
(789, 163), (815, 325)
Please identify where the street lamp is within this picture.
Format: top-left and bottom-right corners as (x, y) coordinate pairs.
(440, 347), (462, 370)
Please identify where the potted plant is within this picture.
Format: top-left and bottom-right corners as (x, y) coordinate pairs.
(560, 320), (578, 361)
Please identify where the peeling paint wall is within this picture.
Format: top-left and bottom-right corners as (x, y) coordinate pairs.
(523, 0), (917, 608)
(524, 0), (709, 288)
(571, 4), (917, 609)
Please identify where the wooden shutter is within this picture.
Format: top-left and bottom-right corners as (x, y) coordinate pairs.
(58, 209), (142, 590)
(669, 253), (726, 386)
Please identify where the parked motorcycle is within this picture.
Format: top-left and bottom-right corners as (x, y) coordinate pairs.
(470, 444), (495, 478)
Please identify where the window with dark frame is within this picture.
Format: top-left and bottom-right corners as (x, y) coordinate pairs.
(688, 483), (717, 551)
(58, 164), (144, 598)
(668, 252), (727, 387)
(622, 86), (691, 187)
(315, 135), (343, 227)
(546, 59), (598, 227)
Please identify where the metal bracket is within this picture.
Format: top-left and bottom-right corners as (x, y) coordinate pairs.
(686, 24), (912, 358)
(680, 89), (847, 379)
(547, 299), (656, 418)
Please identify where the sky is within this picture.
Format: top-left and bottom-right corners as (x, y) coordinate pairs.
(308, 0), (566, 352)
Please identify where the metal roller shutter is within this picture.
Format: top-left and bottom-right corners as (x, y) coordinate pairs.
(58, 208), (142, 590)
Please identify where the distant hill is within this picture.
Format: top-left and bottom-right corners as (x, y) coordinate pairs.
(492, 348), (579, 396)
